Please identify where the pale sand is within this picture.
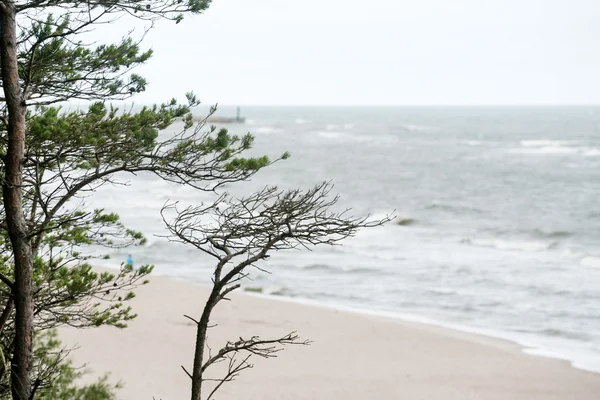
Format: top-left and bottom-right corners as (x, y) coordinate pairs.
(58, 273), (600, 399)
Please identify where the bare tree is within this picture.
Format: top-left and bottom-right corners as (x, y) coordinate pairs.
(162, 182), (392, 400)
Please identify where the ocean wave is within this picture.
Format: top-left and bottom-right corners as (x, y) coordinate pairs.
(486, 227), (574, 240)
(583, 148), (600, 157)
(295, 118), (308, 124)
(400, 124), (435, 132)
(531, 229), (573, 239)
(440, 302), (478, 313)
(510, 146), (579, 155)
(581, 256), (600, 268)
(520, 140), (576, 147)
(300, 263), (378, 275)
(254, 126), (284, 134)
(461, 237), (555, 252)
(530, 328), (592, 342)
(315, 131), (385, 143)
(325, 123), (340, 130)
(510, 140), (599, 157)
(463, 140), (482, 146)
(317, 131), (344, 139)
(424, 203), (483, 215)
(428, 288), (457, 296)
(521, 284), (573, 298)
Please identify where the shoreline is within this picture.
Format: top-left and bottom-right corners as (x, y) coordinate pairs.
(58, 270), (600, 399)
(246, 291), (600, 373)
(156, 269), (600, 375)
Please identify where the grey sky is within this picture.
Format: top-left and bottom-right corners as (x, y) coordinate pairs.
(119, 0), (600, 105)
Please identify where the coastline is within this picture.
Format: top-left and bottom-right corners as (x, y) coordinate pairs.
(243, 289), (600, 374)
(151, 268), (600, 375)
(58, 270), (600, 399)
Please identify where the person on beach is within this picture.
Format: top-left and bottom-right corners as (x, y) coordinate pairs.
(127, 254), (134, 268)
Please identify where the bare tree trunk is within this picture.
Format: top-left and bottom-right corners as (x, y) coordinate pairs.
(190, 318), (208, 400)
(190, 290), (219, 400)
(0, 3), (34, 399)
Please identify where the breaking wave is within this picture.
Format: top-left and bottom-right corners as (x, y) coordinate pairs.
(400, 124), (436, 132)
(581, 257), (600, 268)
(520, 140), (577, 147)
(510, 140), (599, 157)
(424, 203), (483, 215)
(461, 237), (556, 252)
(531, 229), (573, 239)
(254, 126), (284, 134)
(300, 263), (377, 275)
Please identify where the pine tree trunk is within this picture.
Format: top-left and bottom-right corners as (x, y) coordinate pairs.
(0, 3), (34, 399)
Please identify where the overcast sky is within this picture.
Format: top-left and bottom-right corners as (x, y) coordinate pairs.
(113, 0), (600, 105)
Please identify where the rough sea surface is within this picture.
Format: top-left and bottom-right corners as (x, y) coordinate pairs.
(90, 106), (600, 372)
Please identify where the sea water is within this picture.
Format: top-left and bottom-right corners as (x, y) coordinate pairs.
(88, 106), (600, 373)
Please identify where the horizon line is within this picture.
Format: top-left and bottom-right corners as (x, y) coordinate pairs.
(87, 100), (600, 108)
(209, 103), (600, 108)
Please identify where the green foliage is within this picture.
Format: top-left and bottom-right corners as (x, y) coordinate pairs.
(0, 330), (120, 399)
(31, 263), (154, 330)
(0, 0), (289, 398)
(18, 14), (152, 104)
(27, 100), (196, 164)
(225, 155), (271, 172)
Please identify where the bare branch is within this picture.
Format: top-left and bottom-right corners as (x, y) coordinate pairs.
(173, 182), (391, 400)
(183, 314), (199, 325)
(205, 354), (252, 400)
(163, 182), (392, 271)
(181, 365), (192, 380)
(202, 332), (309, 374)
(217, 284), (240, 302)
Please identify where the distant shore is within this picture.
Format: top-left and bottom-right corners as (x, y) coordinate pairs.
(58, 272), (600, 399)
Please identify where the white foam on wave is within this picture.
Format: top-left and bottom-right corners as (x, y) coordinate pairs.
(254, 126), (284, 134)
(401, 124), (435, 132)
(583, 148), (600, 157)
(295, 118), (308, 124)
(321, 123), (353, 130)
(510, 146), (600, 157)
(510, 146), (579, 155)
(462, 237), (552, 252)
(520, 140), (576, 147)
(511, 140), (600, 157)
(581, 256), (600, 268)
(315, 130), (396, 144)
(315, 131), (372, 143)
(317, 131), (344, 139)
(463, 140), (482, 146)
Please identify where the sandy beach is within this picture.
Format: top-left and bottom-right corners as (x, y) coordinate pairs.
(58, 273), (600, 399)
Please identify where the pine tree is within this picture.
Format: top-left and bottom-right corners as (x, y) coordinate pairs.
(0, 2), (280, 398)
